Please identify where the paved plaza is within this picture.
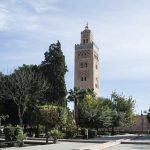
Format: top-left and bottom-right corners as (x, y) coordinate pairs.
(1, 134), (150, 150)
(2, 142), (97, 150)
(105, 144), (150, 150)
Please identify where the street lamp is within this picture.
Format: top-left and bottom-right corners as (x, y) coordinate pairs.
(141, 110), (144, 135)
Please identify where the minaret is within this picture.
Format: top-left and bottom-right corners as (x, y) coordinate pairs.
(74, 24), (100, 96)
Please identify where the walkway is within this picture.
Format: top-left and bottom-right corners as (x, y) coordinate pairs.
(1, 134), (146, 150)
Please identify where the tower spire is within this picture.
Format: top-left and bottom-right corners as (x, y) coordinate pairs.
(85, 22), (88, 29)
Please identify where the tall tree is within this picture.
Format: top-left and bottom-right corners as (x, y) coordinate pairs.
(110, 91), (135, 135)
(41, 41), (67, 106)
(147, 108), (150, 124)
(67, 87), (95, 125)
(78, 95), (112, 129)
(39, 105), (67, 143)
(0, 65), (48, 126)
(68, 87), (81, 125)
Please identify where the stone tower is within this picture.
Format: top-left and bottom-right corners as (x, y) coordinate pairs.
(74, 24), (100, 96)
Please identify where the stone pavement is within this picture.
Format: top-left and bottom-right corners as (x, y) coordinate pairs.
(1, 142), (97, 150)
(104, 144), (150, 150)
(121, 134), (150, 144)
(131, 134), (150, 141)
(1, 134), (145, 150)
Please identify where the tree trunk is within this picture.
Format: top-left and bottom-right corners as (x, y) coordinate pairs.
(35, 124), (40, 138)
(74, 98), (79, 134)
(111, 126), (114, 135)
(18, 106), (23, 127)
(74, 98), (78, 124)
(45, 126), (48, 144)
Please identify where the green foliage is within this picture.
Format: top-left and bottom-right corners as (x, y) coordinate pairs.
(50, 128), (63, 140)
(41, 41), (67, 106)
(0, 114), (9, 122)
(0, 142), (7, 148)
(77, 90), (135, 135)
(88, 129), (97, 138)
(78, 95), (112, 129)
(16, 130), (26, 147)
(39, 105), (67, 143)
(110, 91), (135, 127)
(68, 87), (96, 125)
(66, 116), (77, 138)
(4, 125), (25, 147)
(147, 108), (150, 123)
(4, 126), (23, 141)
(39, 105), (67, 128)
(0, 65), (49, 126)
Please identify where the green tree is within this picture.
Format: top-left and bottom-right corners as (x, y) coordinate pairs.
(39, 105), (67, 143)
(68, 87), (81, 125)
(77, 91), (135, 134)
(0, 114), (9, 127)
(0, 65), (48, 126)
(0, 74), (18, 125)
(41, 41), (67, 106)
(147, 108), (150, 124)
(78, 96), (112, 130)
(110, 91), (135, 135)
(68, 87), (96, 125)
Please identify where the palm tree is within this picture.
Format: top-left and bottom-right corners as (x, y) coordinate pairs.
(68, 87), (81, 125)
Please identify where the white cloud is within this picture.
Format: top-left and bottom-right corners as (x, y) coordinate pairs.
(0, 4), (12, 31)
(24, 0), (61, 13)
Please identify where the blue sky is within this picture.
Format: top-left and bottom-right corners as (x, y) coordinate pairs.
(0, 0), (150, 114)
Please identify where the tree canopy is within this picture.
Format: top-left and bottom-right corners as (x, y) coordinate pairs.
(0, 65), (49, 126)
(41, 41), (67, 106)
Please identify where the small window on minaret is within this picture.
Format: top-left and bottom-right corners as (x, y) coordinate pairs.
(85, 62), (88, 68)
(85, 77), (87, 81)
(86, 39), (88, 43)
(83, 39), (85, 44)
(81, 77), (84, 81)
(80, 62), (83, 68)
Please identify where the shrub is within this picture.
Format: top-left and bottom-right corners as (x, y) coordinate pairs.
(66, 123), (77, 139)
(65, 120), (77, 138)
(0, 142), (7, 148)
(4, 126), (25, 147)
(4, 127), (15, 141)
(4, 126), (22, 141)
(80, 128), (87, 139)
(50, 128), (63, 143)
(88, 129), (97, 138)
(66, 130), (77, 139)
(16, 130), (26, 147)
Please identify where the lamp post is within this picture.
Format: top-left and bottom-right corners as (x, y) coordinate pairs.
(141, 110), (144, 135)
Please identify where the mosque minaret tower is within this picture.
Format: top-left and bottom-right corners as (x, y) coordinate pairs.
(74, 24), (100, 96)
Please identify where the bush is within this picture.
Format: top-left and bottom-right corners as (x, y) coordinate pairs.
(50, 128), (63, 143)
(97, 130), (111, 136)
(66, 130), (77, 139)
(80, 128), (87, 139)
(65, 122), (77, 139)
(16, 130), (26, 147)
(0, 142), (7, 148)
(4, 126), (25, 147)
(4, 126), (22, 141)
(88, 129), (97, 138)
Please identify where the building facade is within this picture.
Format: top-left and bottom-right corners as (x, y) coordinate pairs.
(74, 24), (100, 96)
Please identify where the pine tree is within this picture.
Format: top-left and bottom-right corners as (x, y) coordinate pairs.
(41, 41), (67, 106)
